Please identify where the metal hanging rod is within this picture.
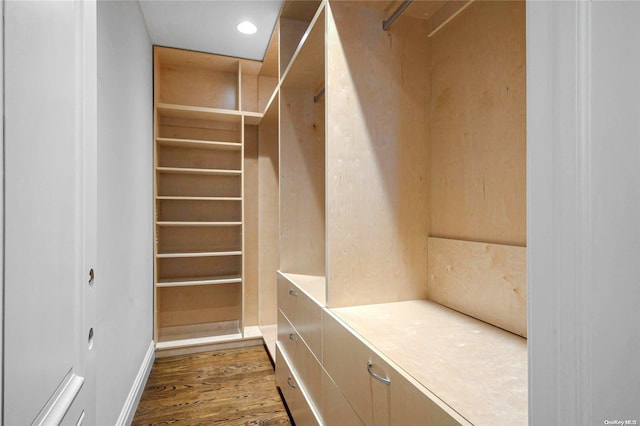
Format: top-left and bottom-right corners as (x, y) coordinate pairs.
(313, 87), (325, 103)
(382, 0), (413, 31)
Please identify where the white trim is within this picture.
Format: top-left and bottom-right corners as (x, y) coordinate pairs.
(527, 1), (594, 423)
(115, 341), (155, 426)
(32, 370), (85, 426)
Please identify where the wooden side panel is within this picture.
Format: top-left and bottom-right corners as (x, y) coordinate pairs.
(325, 2), (429, 307)
(258, 104), (280, 326)
(427, 237), (527, 337)
(280, 18), (313, 76)
(157, 284), (242, 327)
(429, 0), (526, 246)
(322, 371), (364, 426)
(279, 87), (325, 275)
(244, 125), (259, 326)
(241, 73), (259, 113)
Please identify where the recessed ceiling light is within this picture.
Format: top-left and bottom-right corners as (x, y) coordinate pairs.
(237, 21), (257, 35)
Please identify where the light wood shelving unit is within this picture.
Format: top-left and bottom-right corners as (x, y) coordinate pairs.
(153, 45), (275, 355)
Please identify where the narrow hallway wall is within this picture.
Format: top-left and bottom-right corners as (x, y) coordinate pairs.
(97, 1), (153, 423)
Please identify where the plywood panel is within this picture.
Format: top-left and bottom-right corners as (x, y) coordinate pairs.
(429, 0), (526, 246)
(258, 76), (278, 113)
(157, 284), (241, 327)
(158, 145), (241, 170)
(241, 73), (259, 113)
(158, 116), (240, 143)
(158, 226), (242, 254)
(244, 125), (259, 326)
(279, 87), (325, 276)
(155, 46), (239, 72)
(325, 2), (429, 307)
(157, 173), (241, 198)
(158, 256), (241, 281)
(258, 97), (280, 326)
(160, 64), (237, 110)
(427, 237), (526, 337)
(157, 199), (241, 222)
(279, 17), (311, 77)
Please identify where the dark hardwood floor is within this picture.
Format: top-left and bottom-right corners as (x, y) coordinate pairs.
(132, 345), (292, 425)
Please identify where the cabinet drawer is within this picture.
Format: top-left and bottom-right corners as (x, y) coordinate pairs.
(322, 369), (364, 426)
(322, 310), (391, 425)
(388, 369), (464, 426)
(276, 344), (321, 426)
(277, 310), (323, 417)
(278, 309), (297, 362)
(277, 272), (322, 360)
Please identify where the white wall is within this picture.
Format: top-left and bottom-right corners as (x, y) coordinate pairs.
(528, 1), (640, 424)
(97, 1), (153, 424)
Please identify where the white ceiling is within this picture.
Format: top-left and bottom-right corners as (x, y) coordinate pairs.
(138, 0), (283, 61)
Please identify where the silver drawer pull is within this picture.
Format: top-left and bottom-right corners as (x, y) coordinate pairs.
(287, 376), (297, 388)
(288, 289), (298, 297)
(367, 361), (391, 385)
(289, 333), (298, 342)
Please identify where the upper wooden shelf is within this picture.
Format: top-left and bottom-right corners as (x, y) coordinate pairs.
(156, 138), (241, 151)
(156, 167), (241, 176)
(281, 5), (325, 90)
(157, 103), (264, 125)
(155, 196), (242, 201)
(156, 250), (242, 259)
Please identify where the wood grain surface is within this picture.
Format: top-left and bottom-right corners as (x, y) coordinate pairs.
(132, 346), (291, 425)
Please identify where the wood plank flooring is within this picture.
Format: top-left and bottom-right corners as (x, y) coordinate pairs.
(132, 345), (292, 425)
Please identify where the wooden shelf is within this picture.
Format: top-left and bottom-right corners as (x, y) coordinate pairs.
(156, 196), (242, 201)
(156, 166), (241, 176)
(156, 221), (242, 227)
(157, 251), (242, 258)
(156, 274), (242, 288)
(244, 111), (264, 125)
(157, 103), (264, 126)
(157, 103), (243, 123)
(281, 5), (325, 90)
(156, 137), (242, 150)
(156, 320), (243, 350)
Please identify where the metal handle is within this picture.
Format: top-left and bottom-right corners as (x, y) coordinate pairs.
(287, 376), (296, 388)
(367, 361), (391, 385)
(88, 268), (94, 286)
(289, 333), (298, 342)
(288, 289), (298, 297)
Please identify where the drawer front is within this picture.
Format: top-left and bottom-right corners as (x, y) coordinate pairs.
(278, 310), (323, 419)
(277, 273), (298, 323)
(275, 343), (296, 410)
(322, 310), (392, 426)
(322, 370), (364, 426)
(389, 369), (465, 426)
(278, 309), (298, 362)
(294, 287), (323, 361)
(276, 344), (321, 426)
(277, 272), (322, 361)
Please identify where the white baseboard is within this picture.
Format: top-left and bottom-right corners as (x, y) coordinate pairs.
(116, 340), (155, 426)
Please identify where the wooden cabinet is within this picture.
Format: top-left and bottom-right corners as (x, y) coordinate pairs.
(277, 272), (324, 422)
(276, 345), (322, 425)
